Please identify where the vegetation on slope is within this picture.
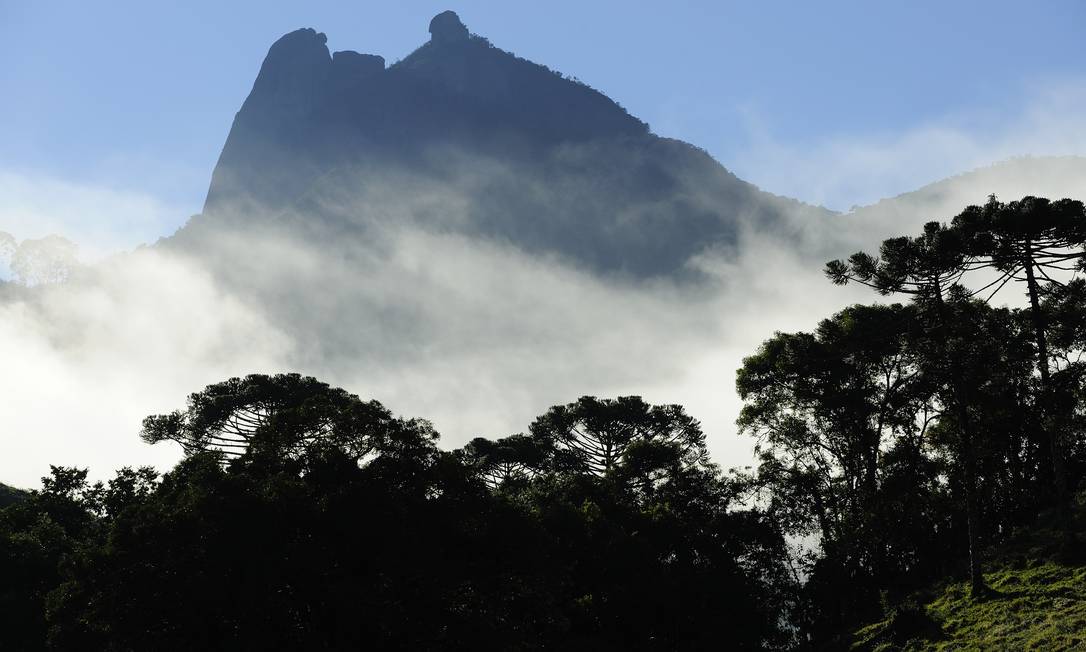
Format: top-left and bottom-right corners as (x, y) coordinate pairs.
(852, 509), (1086, 651)
(739, 195), (1086, 648)
(0, 482), (27, 508)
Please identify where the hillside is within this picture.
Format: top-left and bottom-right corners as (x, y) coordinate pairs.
(831, 156), (1086, 253)
(852, 511), (1086, 651)
(0, 482), (27, 508)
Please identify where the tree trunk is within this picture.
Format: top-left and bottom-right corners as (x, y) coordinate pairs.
(1023, 248), (1072, 547)
(957, 399), (987, 597)
(1023, 246), (1054, 473)
(932, 283), (989, 596)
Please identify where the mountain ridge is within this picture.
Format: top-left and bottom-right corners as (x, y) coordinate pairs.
(833, 155), (1086, 252)
(0, 482), (27, 509)
(186, 11), (832, 278)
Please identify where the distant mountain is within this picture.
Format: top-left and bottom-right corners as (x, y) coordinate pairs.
(0, 482), (27, 508)
(833, 156), (1086, 252)
(178, 11), (830, 276)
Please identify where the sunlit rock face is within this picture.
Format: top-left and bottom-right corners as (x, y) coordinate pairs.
(193, 11), (831, 277)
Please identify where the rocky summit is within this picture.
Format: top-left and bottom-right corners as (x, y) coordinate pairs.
(193, 11), (829, 276)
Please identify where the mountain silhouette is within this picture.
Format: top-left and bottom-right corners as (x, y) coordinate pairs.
(182, 11), (829, 276)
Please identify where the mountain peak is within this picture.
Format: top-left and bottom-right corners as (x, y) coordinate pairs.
(194, 13), (837, 277)
(264, 27), (329, 66)
(246, 27), (331, 114)
(429, 10), (469, 44)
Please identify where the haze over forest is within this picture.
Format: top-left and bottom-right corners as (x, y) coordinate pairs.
(2, 6), (1085, 490)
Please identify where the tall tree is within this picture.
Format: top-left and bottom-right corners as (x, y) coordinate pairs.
(827, 221), (990, 596)
(737, 303), (931, 633)
(953, 195), (1086, 539)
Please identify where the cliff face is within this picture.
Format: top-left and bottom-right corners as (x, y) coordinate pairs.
(195, 11), (830, 276)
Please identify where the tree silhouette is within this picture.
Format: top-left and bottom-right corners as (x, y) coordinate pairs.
(737, 303), (932, 628)
(528, 395), (708, 479)
(953, 195), (1086, 541)
(141, 373), (435, 464)
(459, 433), (547, 488)
(0, 380), (798, 650)
(827, 221), (990, 596)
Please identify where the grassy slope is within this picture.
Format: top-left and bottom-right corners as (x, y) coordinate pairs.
(851, 515), (1086, 651)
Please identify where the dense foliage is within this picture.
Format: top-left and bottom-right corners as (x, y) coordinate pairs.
(1, 379), (794, 650)
(742, 195), (1086, 647)
(0, 482), (26, 509)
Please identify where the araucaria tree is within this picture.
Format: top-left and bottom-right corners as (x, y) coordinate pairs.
(738, 305), (924, 544)
(953, 196), (1086, 536)
(528, 395), (710, 479)
(733, 199), (1085, 645)
(826, 221), (991, 596)
(3, 380), (795, 650)
(140, 373), (436, 463)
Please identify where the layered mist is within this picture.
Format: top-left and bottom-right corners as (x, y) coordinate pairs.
(5, 154), (1086, 487)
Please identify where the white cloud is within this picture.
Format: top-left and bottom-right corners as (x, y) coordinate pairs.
(0, 249), (292, 487)
(0, 203), (851, 488)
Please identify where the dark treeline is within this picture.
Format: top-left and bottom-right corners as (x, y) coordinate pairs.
(0, 379), (794, 650)
(741, 195), (1086, 646)
(2, 195), (1086, 650)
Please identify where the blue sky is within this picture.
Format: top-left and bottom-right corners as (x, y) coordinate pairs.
(2, 0), (1085, 251)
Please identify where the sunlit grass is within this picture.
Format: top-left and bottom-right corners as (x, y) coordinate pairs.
(853, 562), (1086, 651)
(853, 505), (1086, 652)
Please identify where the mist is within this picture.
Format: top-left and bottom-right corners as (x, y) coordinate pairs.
(0, 168), (838, 488)
(3, 148), (1086, 489)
